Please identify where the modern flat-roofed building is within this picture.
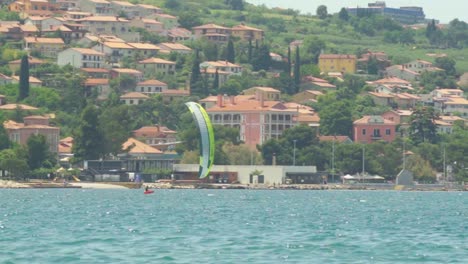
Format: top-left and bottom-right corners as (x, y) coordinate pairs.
(347, 1), (425, 24)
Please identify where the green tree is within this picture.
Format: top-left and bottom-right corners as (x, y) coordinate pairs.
(399, 29), (415, 45)
(445, 126), (468, 181)
(212, 69), (219, 92)
(406, 154), (436, 183)
(18, 55), (29, 101)
(425, 19), (439, 44)
(164, 0), (180, 10)
(190, 50), (203, 96)
(319, 100), (353, 137)
(293, 46), (301, 93)
(316, 5), (328, 19)
(259, 125), (319, 166)
(434, 57), (456, 76)
(219, 78), (242, 95)
(302, 36), (326, 64)
(367, 56), (379, 75)
(26, 134), (52, 170)
(0, 122), (11, 150)
(251, 44), (271, 71)
(178, 11), (202, 29)
(409, 106), (439, 145)
(225, 0), (244, 10)
(72, 105), (105, 161)
(24, 86), (61, 111)
(287, 46), (291, 77)
(223, 143), (262, 165)
(0, 147), (29, 180)
(248, 39), (253, 62)
(420, 71), (457, 91)
(226, 38), (235, 63)
(99, 104), (134, 156)
(338, 7), (349, 21)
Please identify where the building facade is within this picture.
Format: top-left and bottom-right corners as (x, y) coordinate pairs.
(4, 115), (60, 153)
(318, 54), (357, 74)
(347, 1), (425, 24)
(57, 48), (105, 68)
(206, 94), (298, 146)
(353, 115), (397, 143)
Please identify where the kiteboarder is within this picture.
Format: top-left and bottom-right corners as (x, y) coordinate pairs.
(185, 102), (215, 179)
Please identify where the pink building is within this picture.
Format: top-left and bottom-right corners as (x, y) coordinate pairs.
(206, 94), (298, 147)
(353, 115), (397, 144)
(4, 115), (60, 153)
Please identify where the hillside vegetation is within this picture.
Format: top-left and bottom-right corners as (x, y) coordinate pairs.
(149, 0), (468, 73)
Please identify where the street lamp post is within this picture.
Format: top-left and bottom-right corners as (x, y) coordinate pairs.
(293, 140), (297, 166)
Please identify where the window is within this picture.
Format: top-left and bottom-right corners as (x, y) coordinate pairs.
(373, 129), (381, 137)
(386, 129), (391, 135)
(362, 129), (366, 135)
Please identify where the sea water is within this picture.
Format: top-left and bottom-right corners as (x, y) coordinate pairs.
(0, 189), (466, 263)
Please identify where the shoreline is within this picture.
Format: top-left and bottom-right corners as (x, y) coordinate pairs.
(145, 182), (467, 192)
(1, 180), (466, 191)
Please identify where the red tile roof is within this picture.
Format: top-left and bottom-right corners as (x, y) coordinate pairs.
(137, 79), (167, 86)
(319, 54), (357, 59)
(122, 138), (163, 154)
(120, 92), (149, 99)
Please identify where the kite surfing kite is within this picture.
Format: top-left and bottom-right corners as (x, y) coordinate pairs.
(185, 102), (215, 178)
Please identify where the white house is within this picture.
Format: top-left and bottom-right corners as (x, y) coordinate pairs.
(136, 79), (168, 94)
(200, 60), (243, 75)
(156, 42), (192, 54)
(57, 48), (105, 68)
(403, 59), (443, 74)
(120, 92), (149, 105)
(130, 18), (164, 34)
(77, 15), (139, 41)
(137, 57), (176, 76)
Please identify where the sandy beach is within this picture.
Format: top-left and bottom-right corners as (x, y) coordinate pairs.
(0, 180), (129, 189)
(0, 180), (29, 188)
(70, 182), (128, 189)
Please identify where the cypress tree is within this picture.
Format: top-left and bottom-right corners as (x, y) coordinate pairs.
(226, 38), (235, 63)
(287, 46), (291, 77)
(248, 39), (253, 62)
(338, 7), (349, 21)
(252, 44), (271, 71)
(73, 105), (104, 161)
(212, 69), (219, 92)
(190, 50), (202, 94)
(294, 46), (301, 93)
(18, 55), (30, 101)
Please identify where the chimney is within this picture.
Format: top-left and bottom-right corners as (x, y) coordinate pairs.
(229, 95), (235, 105)
(217, 94), (223, 107)
(272, 153), (276, 166)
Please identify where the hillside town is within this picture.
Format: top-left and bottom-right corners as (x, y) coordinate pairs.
(0, 0), (468, 187)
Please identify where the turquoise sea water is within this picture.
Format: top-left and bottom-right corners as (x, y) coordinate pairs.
(0, 190), (466, 263)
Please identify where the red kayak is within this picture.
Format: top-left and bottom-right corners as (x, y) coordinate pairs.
(144, 190), (154, 194)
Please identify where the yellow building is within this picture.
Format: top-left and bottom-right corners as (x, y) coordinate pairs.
(231, 24), (264, 42)
(318, 54), (357, 74)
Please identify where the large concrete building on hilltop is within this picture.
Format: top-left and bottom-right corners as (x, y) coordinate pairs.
(347, 1), (425, 24)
